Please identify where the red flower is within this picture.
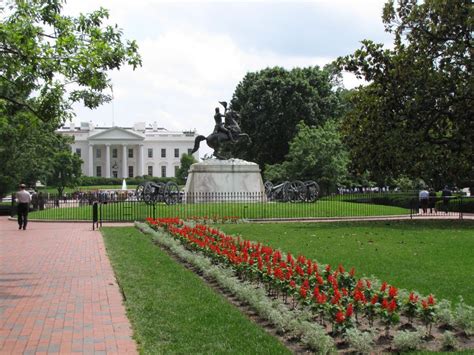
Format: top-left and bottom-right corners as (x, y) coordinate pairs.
(346, 303), (354, 318)
(317, 293), (327, 304)
(422, 300), (428, 309)
(349, 267), (356, 277)
(290, 280), (296, 288)
(382, 298), (389, 309)
(331, 289), (341, 305)
(338, 264), (345, 273)
(380, 281), (387, 292)
(299, 286), (307, 299)
(366, 279), (372, 289)
(371, 294), (378, 304)
(313, 287), (320, 298)
(428, 294), (436, 306)
(409, 292), (418, 303)
(389, 286), (398, 298)
(335, 310), (345, 323)
(388, 299), (397, 313)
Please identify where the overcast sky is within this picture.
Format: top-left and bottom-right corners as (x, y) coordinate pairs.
(65, 0), (392, 157)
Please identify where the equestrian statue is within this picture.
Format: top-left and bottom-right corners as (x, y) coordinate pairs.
(191, 101), (251, 159)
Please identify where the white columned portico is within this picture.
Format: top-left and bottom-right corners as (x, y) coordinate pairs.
(88, 144), (94, 176)
(122, 144), (128, 178)
(105, 144), (111, 178)
(138, 144), (144, 176)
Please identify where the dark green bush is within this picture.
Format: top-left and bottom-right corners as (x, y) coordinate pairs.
(79, 176), (176, 186)
(340, 193), (416, 209)
(435, 198), (474, 213)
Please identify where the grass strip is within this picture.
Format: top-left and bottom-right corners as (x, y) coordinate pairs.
(101, 226), (290, 354)
(30, 200), (410, 221)
(217, 220), (474, 306)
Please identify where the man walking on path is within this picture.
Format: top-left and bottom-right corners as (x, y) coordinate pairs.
(16, 183), (31, 230)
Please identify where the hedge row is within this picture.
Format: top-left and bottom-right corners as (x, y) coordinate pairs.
(341, 194), (416, 209)
(78, 176), (177, 186)
(435, 198), (474, 213)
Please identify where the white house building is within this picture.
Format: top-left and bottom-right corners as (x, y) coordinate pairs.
(58, 122), (198, 178)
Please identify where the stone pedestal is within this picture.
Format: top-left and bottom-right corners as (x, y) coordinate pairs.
(184, 158), (265, 203)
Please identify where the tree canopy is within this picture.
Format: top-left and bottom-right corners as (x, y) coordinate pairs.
(0, 0), (141, 196)
(176, 153), (197, 185)
(337, 0), (473, 188)
(264, 121), (349, 193)
(227, 66), (347, 168)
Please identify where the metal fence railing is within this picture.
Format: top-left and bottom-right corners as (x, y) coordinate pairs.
(8, 191), (472, 223)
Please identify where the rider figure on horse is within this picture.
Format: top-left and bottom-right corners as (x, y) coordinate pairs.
(213, 107), (235, 142)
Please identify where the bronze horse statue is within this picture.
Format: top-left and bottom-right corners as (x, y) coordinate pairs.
(191, 107), (251, 159)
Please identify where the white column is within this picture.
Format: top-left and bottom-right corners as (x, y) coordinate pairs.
(122, 144), (128, 178)
(88, 144), (94, 176)
(105, 144), (111, 178)
(138, 144), (144, 176)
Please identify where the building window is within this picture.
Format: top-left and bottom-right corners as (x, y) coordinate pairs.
(128, 148), (134, 158)
(161, 148), (166, 158)
(148, 166), (153, 176)
(174, 165), (179, 177)
(96, 147), (101, 158)
(75, 148), (81, 157)
(96, 166), (102, 177)
(174, 148), (179, 158)
(148, 148), (153, 158)
(188, 148), (193, 155)
(128, 166), (134, 178)
(112, 148), (118, 158)
(161, 166), (166, 177)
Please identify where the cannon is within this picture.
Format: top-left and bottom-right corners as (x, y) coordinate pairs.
(135, 181), (181, 205)
(264, 180), (320, 202)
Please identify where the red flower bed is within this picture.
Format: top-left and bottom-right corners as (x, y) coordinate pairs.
(146, 217), (438, 333)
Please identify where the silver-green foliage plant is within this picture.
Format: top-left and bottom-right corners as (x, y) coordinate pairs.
(393, 329), (423, 352)
(454, 297), (474, 335)
(436, 299), (454, 325)
(441, 331), (458, 350)
(344, 328), (375, 354)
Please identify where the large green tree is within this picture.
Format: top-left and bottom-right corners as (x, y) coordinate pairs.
(264, 121), (349, 193)
(0, 0), (141, 196)
(228, 66), (347, 168)
(337, 0), (473, 188)
(176, 153), (197, 185)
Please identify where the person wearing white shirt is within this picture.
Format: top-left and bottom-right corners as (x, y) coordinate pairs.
(16, 184), (31, 230)
(419, 188), (429, 214)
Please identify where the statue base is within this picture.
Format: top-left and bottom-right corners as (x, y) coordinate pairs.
(183, 158), (266, 203)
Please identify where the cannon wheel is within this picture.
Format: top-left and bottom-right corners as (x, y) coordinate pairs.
(305, 181), (320, 202)
(135, 182), (147, 202)
(164, 181), (180, 205)
(143, 182), (155, 205)
(285, 180), (306, 202)
(264, 181), (273, 199)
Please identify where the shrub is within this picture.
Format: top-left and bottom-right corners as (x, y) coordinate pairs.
(454, 297), (474, 335)
(435, 198), (474, 213)
(345, 328), (375, 354)
(393, 330), (423, 352)
(341, 193), (416, 209)
(441, 331), (458, 350)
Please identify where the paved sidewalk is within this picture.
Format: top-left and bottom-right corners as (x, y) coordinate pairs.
(0, 218), (137, 354)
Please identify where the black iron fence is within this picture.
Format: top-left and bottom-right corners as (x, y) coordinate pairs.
(8, 191), (473, 223)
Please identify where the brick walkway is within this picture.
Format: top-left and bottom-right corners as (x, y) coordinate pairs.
(0, 217), (137, 354)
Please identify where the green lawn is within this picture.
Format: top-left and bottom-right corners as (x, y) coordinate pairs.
(101, 227), (290, 354)
(29, 200), (410, 221)
(217, 220), (474, 305)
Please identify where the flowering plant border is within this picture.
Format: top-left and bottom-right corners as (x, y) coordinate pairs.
(142, 217), (474, 352)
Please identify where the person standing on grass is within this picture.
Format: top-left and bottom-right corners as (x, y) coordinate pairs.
(428, 188), (437, 213)
(419, 188), (429, 214)
(16, 183), (31, 230)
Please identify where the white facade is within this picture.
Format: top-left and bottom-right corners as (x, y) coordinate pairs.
(58, 122), (198, 178)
